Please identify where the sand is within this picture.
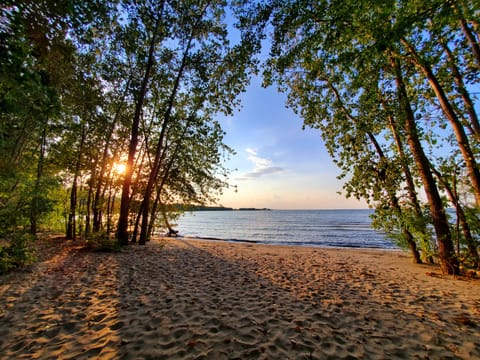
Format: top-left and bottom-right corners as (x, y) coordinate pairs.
(0, 237), (479, 359)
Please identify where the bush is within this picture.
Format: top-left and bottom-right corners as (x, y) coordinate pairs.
(85, 232), (121, 252)
(0, 232), (36, 274)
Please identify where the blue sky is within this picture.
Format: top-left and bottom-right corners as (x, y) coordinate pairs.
(210, 10), (368, 210)
(215, 75), (368, 210)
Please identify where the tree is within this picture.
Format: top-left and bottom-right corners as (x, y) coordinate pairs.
(137, 0), (258, 244)
(113, 0), (260, 245)
(243, 0), (479, 274)
(116, 1), (167, 246)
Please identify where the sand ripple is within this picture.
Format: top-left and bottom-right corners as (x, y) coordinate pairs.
(0, 238), (479, 359)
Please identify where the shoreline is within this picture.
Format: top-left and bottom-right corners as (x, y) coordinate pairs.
(0, 236), (479, 359)
(176, 209), (395, 250)
(179, 234), (402, 251)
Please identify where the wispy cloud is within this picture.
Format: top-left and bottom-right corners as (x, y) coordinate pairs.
(237, 148), (285, 180)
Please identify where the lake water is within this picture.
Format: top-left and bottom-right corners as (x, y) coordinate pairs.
(175, 209), (397, 249)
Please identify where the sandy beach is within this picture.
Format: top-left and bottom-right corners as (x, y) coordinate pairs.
(0, 237), (479, 359)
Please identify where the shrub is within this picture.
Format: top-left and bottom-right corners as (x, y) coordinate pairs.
(0, 232), (36, 274)
(85, 232), (121, 252)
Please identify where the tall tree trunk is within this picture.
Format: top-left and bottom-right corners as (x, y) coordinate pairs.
(454, 3), (480, 68)
(66, 160), (76, 240)
(67, 124), (86, 240)
(93, 102), (127, 232)
(147, 188), (161, 240)
(392, 56), (459, 275)
(117, 16), (162, 245)
(461, 17), (480, 68)
(128, 142), (150, 243)
(138, 2), (212, 245)
(402, 39), (480, 207)
(146, 116), (193, 240)
(382, 99), (434, 263)
(139, 35), (195, 245)
(329, 83), (422, 262)
(368, 129), (422, 264)
(85, 163), (96, 236)
(30, 126), (47, 236)
(442, 42), (480, 141)
(107, 188), (116, 236)
(430, 164), (480, 269)
(130, 201), (143, 244)
(93, 76), (131, 233)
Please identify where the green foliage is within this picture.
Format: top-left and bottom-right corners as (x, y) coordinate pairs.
(37, 181), (69, 232)
(0, 167), (61, 233)
(1, 1), (261, 245)
(0, 232), (36, 274)
(371, 205), (436, 260)
(464, 207), (480, 234)
(112, 0), (260, 243)
(452, 206), (480, 267)
(243, 0), (479, 273)
(85, 232), (121, 252)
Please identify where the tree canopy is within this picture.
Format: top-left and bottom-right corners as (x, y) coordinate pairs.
(236, 0), (480, 274)
(0, 0), (260, 258)
(1, 0), (479, 275)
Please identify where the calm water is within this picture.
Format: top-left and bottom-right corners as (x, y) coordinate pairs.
(175, 209), (397, 249)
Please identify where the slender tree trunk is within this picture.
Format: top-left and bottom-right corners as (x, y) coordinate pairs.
(30, 126), (47, 236)
(139, 36), (194, 245)
(146, 117), (192, 240)
(138, 2), (212, 244)
(369, 129), (422, 264)
(85, 164), (96, 236)
(128, 142), (150, 243)
(97, 166), (115, 233)
(130, 201), (143, 244)
(93, 77), (131, 233)
(382, 99), (434, 263)
(67, 125), (86, 241)
(117, 16), (162, 245)
(138, 137), (166, 245)
(402, 39), (480, 207)
(147, 189), (161, 240)
(392, 56), (458, 275)
(456, 9), (480, 68)
(430, 164), (480, 269)
(107, 189), (115, 236)
(461, 19), (480, 68)
(442, 42), (480, 141)
(329, 83), (422, 262)
(93, 138), (113, 233)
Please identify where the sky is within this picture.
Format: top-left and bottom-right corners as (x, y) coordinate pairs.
(203, 10), (369, 210)
(214, 75), (368, 210)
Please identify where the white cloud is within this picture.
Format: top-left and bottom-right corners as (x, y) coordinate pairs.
(237, 148), (285, 180)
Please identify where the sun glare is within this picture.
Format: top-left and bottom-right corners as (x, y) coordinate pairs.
(113, 163), (127, 175)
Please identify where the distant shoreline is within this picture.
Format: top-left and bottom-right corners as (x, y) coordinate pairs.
(184, 206), (271, 211)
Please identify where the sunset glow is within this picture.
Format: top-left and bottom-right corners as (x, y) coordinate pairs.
(113, 162), (126, 175)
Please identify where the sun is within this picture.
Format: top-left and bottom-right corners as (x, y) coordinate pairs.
(113, 162), (126, 175)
